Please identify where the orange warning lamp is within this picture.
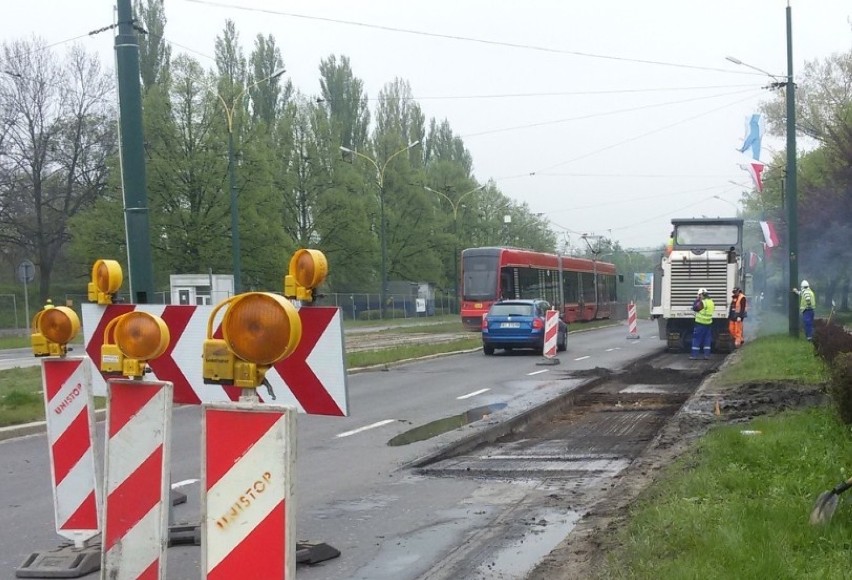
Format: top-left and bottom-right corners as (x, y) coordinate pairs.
(88, 259), (123, 304)
(101, 311), (170, 379)
(31, 306), (81, 357)
(284, 249), (328, 303)
(203, 292), (302, 389)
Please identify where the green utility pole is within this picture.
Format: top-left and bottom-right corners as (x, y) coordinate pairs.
(115, 0), (154, 304)
(785, 3), (799, 337)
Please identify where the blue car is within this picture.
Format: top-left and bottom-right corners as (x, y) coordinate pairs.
(481, 299), (567, 355)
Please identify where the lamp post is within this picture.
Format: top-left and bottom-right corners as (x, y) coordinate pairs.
(339, 141), (420, 318)
(211, 67), (286, 294)
(726, 4), (798, 336)
(424, 184), (486, 312)
(713, 195), (740, 214)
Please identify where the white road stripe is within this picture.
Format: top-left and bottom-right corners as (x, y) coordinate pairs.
(526, 370), (549, 376)
(457, 388), (490, 399)
(336, 419), (396, 438)
(574, 356), (590, 361)
(605, 348), (621, 352)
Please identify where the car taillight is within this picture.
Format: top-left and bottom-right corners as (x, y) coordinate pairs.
(532, 318), (544, 329)
(481, 315), (488, 331)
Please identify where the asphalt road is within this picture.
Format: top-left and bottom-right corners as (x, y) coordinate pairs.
(1, 319), (665, 579)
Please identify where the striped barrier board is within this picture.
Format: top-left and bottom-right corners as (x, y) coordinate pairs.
(203, 403), (296, 579)
(82, 304), (349, 416)
(627, 301), (640, 339)
(41, 357), (100, 546)
(102, 379), (173, 580)
(543, 310), (559, 358)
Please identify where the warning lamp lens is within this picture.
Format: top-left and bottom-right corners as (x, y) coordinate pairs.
(38, 307), (81, 344)
(291, 249), (328, 288)
(223, 293), (301, 365)
(115, 312), (170, 360)
(94, 259), (123, 293)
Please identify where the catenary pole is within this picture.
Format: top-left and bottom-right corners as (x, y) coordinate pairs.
(115, 0), (154, 304)
(786, 3), (799, 337)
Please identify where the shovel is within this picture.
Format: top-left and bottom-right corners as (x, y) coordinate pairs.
(809, 475), (852, 525)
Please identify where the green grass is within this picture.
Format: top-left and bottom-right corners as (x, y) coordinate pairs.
(600, 332), (852, 579)
(348, 336), (481, 368)
(602, 408), (852, 579)
(716, 334), (829, 386)
(0, 366), (45, 425)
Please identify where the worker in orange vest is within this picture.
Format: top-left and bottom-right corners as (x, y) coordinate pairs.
(728, 287), (747, 347)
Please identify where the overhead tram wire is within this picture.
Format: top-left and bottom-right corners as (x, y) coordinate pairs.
(182, 0), (766, 77)
(461, 86), (762, 139)
(526, 90), (765, 176)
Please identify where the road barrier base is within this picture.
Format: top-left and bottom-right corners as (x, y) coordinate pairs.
(296, 541), (341, 565)
(536, 357), (560, 366)
(15, 542), (100, 578)
(168, 524), (201, 546)
(170, 488), (187, 506)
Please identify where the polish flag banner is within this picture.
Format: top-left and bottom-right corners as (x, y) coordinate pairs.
(740, 159), (766, 193)
(749, 252), (759, 269)
(759, 220), (779, 248)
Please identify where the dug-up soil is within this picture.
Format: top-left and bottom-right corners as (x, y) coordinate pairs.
(527, 351), (829, 580)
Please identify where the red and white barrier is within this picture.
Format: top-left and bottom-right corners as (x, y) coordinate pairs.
(102, 379), (173, 580)
(83, 304), (349, 416)
(627, 301), (640, 339)
(41, 358), (100, 547)
(202, 403), (296, 579)
(543, 310), (559, 358)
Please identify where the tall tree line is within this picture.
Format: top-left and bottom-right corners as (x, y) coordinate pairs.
(0, 2), (555, 303)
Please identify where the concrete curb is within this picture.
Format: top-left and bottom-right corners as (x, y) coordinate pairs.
(0, 409), (107, 443)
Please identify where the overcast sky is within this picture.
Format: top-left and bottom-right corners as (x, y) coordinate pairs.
(3, 1), (851, 250)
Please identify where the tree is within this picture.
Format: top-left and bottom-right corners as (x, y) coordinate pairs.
(319, 55), (370, 150)
(0, 39), (116, 301)
(135, 0), (171, 92)
(761, 47), (852, 308)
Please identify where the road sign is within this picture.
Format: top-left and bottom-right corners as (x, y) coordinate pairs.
(83, 304), (349, 416)
(17, 259), (35, 284)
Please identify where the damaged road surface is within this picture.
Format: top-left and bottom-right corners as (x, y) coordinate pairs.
(408, 353), (715, 580)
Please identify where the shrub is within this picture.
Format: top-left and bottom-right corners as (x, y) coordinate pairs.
(828, 352), (852, 425)
(812, 319), (852, 364)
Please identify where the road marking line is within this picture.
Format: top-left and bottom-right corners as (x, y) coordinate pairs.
(171, 478), (199, 489)
(605, 348), (621, 352)
(336, 419), (396, 438)
(574, 356), (590, 361)
(526, 370), (549, 376)
(457, 388), (490, 399)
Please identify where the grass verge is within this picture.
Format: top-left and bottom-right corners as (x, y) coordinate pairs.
(348, 336), (481, 368)
(0, 366), (105, 426)
(0, 367), (46, 426)
(600, 334), (851, 579)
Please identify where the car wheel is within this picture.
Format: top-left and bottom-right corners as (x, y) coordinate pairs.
(557, 331), (567, 352)
(483, 344), (495, 355)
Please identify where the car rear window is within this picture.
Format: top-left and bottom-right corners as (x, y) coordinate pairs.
(489, 303), (535, 317)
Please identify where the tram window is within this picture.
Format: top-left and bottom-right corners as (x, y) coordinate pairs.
(517, 267), (539, 298)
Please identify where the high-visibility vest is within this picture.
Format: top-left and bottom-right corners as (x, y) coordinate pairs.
(729, 294), (745, 318)
(800, 288), (815, 311)
(696, 298), (714, 325)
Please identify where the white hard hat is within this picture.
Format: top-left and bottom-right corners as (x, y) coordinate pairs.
(801, 280), (809, 288)
(698, 287), (707, 295)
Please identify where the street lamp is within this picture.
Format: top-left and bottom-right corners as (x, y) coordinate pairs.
(424, 184), (486, 312)
(339, 140), (420, 318)
(726, 4), (798, 337)
(211, 67), (286, 294)
(713, 195), (739, 213)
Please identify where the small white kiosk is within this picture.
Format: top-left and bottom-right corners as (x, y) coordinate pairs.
(169, 273), (234, 306)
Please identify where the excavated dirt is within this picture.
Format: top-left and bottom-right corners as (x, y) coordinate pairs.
(526, 371), (829, 580)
